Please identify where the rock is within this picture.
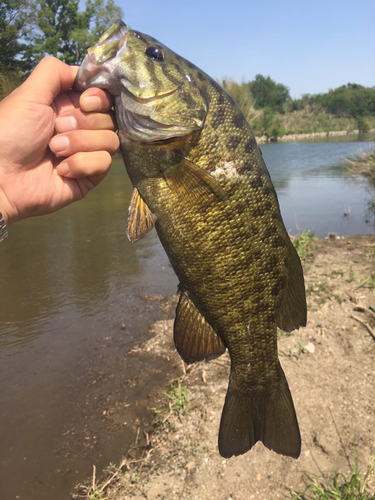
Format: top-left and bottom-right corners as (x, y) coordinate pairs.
(305, 342), (315, 354)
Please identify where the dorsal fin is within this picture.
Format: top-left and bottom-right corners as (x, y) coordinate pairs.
(174, 290), (226, 364)
(126, 188), (156, 243)
(164, 157), (227, 204)
(276, 240), (307, 332)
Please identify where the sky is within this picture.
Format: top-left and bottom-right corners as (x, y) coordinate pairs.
(110, 0), (374, 98)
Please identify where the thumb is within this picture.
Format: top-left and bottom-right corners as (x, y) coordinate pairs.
(20, 57), (78, 105)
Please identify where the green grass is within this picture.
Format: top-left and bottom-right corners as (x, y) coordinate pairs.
(151, 380), (189, 421)
(348, 266), (356, 283)
(278, 110), (375, 136)
(282, 339), (308, 360)
(291, 447), (375, 500)
(165, 380), (188, 414)
(292, 231), (316, 259)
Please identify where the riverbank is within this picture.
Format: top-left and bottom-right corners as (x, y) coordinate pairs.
(256, 128), (375, 144)
(73, 235), (375, 500)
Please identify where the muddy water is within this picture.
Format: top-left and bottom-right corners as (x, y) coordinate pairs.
(0, 161), (179, 500)
(0, 135), (374, 500)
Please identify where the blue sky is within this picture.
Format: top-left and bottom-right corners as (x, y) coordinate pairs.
(112, 0), (374, 98)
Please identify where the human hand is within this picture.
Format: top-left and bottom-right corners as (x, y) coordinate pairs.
(0, 56), (120, 227)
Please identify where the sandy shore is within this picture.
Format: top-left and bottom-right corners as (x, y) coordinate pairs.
(74, 235), (375, 500)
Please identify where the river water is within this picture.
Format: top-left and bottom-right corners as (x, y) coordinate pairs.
(0, 134), (374, 500)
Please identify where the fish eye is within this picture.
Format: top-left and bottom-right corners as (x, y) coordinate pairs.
(145, 46), (164, 62)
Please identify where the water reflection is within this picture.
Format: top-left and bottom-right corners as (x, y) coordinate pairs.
(261, 138), (375, 235)
(0, 158), (168, 350)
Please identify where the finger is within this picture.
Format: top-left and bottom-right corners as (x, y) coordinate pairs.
(80, 88), (114, 112)
(55, 151), (112, 178)
(54, 90), (82, 116)
(55, 108), (117, 133)
(54, 91), (78, 116)
(49, 130), (120, 157)
(21, 57), (78, 105)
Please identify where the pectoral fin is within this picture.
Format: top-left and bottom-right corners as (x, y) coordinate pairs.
(164, 157), (227, 204)
(174, 290), (226, 364)
(126, 188), (156, 243)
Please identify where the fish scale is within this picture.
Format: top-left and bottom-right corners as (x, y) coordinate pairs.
(74, 19), (307, 459)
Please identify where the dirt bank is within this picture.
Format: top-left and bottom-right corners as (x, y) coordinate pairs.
(74, 235), (375, 500)
(256, 128), (375, 144)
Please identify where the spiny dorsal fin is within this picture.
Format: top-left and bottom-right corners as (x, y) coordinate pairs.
(276, 239), (307, 332)
(164, 157), (227, 204)
(126, 188), (156, 243)
(174, 290), (226, 364)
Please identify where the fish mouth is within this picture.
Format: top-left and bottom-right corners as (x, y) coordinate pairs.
(74, 19), (178, 105)
(124, 86), (178, 105)
(74, 19), (129, 92)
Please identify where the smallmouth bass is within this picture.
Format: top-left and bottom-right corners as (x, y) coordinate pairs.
(75, 20), (307, 459)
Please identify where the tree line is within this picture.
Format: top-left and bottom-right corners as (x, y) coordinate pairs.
(221, 75), (375, 137)
(222, 74), (375, 119)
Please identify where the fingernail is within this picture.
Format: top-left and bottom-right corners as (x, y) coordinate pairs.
(50, 135), (69, 154)
(82, 96), (101, 112)
(56, 162), (70, 176)
(55, 116), (77, 133)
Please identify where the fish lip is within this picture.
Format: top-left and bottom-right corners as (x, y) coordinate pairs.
(122, 84), (178, 105)
(73, 54), (103, 91)
(73, 20), (128, 91)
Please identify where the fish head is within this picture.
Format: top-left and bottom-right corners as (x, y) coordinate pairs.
(74, 20), (208, 142)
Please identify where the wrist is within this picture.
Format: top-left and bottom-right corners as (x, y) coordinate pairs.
(0, 182), (18, 228)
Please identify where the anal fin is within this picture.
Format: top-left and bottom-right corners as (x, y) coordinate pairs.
(126, 188), (156, 243)
(174, 290), (226, 364)
(276, 240), (307, 332)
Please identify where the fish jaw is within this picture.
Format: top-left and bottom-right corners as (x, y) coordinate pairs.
(74, 20), (128, 95)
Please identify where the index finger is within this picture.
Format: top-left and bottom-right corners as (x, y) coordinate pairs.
(80, 88), (114, 112)
(22, 57), (78, 105)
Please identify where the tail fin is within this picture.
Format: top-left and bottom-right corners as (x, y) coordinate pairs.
(218, 365), (301, 459)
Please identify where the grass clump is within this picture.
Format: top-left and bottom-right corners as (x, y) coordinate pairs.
(291, 446), (375, 500)
(345, 148), (375, 186)
(152, 379), (189, 423)
(279, 110), (363, 136)
(165, 380), (188, 415)
(292, 231), (316, 259)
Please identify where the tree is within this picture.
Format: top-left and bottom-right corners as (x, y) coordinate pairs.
(320, 83), (375, 119)
(32, 0), (123, 65)
(90, 0), (123, 39)
(0, 0), (36, 72)
(250, 74), (291, 113)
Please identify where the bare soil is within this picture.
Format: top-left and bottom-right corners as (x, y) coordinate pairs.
(74, 235), (375, 500)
